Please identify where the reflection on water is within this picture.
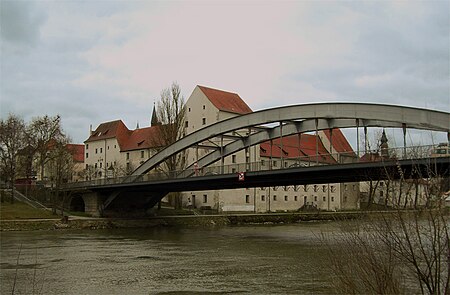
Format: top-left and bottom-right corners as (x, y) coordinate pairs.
(1, 222), (338, 294)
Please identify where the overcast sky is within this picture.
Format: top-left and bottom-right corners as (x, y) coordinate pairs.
(1, 0), (449, 145)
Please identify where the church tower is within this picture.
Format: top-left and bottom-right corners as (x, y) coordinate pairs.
(151, 102), (160, 126)
(380, 129), (389, 158)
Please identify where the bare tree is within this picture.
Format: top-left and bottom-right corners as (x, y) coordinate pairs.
(27, 115), (65, 184)
(46, 137), (74, 215)
(323, 160), (449, 294)
(0, 114), (27, 203)
(151, 82), (187, 209)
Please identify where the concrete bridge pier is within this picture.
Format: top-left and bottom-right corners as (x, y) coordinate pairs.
(82, 192), (104, 217)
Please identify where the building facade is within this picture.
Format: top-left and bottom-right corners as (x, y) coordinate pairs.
(84, 119), (162, 180)
(181, 85), (359, 212)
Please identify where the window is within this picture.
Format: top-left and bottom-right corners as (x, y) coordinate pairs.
(261, 159), (265, 166)
(100, 148), (102, 153)
(245, 195), (250, 203)
(185, 121), (188, 128)
(86, 153), (89, 159)
(322, 185), (326, 192)
(85, 164), (88, 169)
(261, 195), (265, 201)
(273, 195), (277, 201)
(95, 163), (97, 168)
(114, 145), (117, 149)
(86, 144), (89, 150)
(294, 196), (298, 201)
(331, 197), (335, 202)
(314, 196), (317, 201)
(202, 118), (206, 125)
(273, 160), (277, 167)
(107, 146), (109, 150)
(284, 195), (288, 201)
(232, 155), (236, 163)
(203, 105), (205, 110)
(126, 153), (130, 160)
(100, 163), (102, 168)
(141, 151), (144, 158)
(203, 194), (208, 203)
(323, 196), (326, 201)
(380, 191), (384, 197)
(188, 107), (191, 112)
(314, 185), (318, 192)
(95, 148), (98, 154)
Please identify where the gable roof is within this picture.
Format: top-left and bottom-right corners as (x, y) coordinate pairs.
(198, 85), (252, 114)
(85, 120), (163, 152)
(260, 134), (336, 164)
(322, 128), (355, 156)
(85, 120), (131, 150)
(66, 144), (84, 162)
(121, 126), (162, 151)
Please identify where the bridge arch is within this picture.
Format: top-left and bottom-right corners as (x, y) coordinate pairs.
(69, 195), (86, 212)
(133, 103), (449, 177)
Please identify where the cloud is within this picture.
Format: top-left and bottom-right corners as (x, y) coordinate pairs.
(0, 1), (46, 47)
(0, 1), (448, 145)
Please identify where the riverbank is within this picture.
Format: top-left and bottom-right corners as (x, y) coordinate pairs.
(0, 210), (371, 231)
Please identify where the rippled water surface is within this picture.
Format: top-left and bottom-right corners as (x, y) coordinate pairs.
(1, 222), (339, 294)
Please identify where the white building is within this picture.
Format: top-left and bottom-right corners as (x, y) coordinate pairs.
(84, 119), (162, 180)
(182, 85), (359, 212)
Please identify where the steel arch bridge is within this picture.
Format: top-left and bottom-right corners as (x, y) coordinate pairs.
(80, 102), (448, 213)
(132, 102), (449, 177)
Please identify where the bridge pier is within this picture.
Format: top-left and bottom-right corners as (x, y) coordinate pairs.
(82, 192), (104, 217)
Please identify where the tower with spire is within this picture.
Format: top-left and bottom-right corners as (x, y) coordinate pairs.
(380, 129), (389, 158)
(151, 102), (160, 126)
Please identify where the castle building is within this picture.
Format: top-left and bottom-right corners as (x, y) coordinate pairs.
(182, 85), (359, 212)
(84, 112), (162, 180)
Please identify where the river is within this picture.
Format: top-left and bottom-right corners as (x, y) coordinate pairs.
(1, 222), (339, 294)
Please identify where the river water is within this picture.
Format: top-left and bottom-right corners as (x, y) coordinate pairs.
(1, 222), (339, 294)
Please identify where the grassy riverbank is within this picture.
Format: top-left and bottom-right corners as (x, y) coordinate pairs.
(0, 201), (56, 220)
(0, 200), (378, 232)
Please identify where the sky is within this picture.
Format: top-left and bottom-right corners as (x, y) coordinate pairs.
(1, 0), (449, 146)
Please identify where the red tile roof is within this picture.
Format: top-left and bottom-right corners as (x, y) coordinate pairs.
(260, 134), (336, 164)
(198, 85), (252, 114)
(85, 120), (163, 152)
(85, 120), (131, 150)
(322, 128), (355, 156)
(121, 126), (163, 151)
(66, 144), (84, 162)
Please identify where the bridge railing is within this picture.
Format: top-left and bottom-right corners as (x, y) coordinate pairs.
(62, 144), (440, 189)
